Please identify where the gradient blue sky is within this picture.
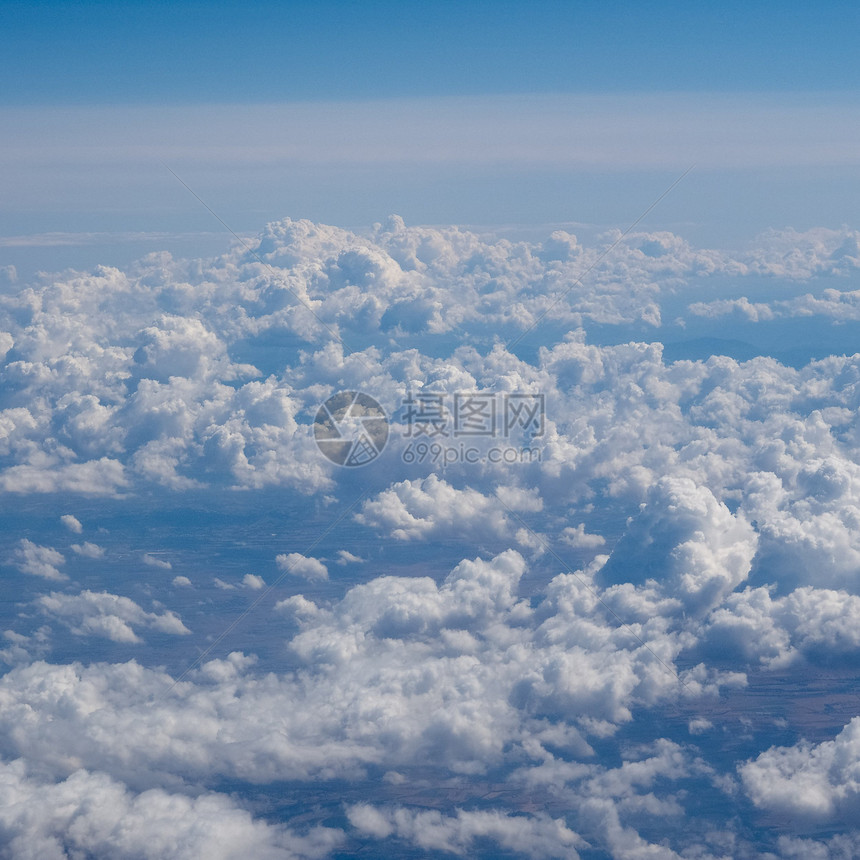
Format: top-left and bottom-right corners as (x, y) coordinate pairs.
(4, 1), (860, 103)
(1, 1), (859, 270)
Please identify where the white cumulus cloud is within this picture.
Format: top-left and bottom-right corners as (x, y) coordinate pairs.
(36, 590), (190, 643)
(276, 553), (328, 581)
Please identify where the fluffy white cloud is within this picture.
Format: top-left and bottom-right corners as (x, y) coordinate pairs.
(777, 832), (860, 859)
(601, 477), (757, 614)
(10, 539), (66, 581)
(356, 475), (510, 541)
(36, 590), (190, 643)
(702, 584), (860, 667)
(0, 550), (733, 795)
(0, 758), (342, 860)
(71, 541), (105, 558)
(0, 627), (50, 668)
(560, 523), (606, 549)
(60, 514), (82, 533)
(347, 805), (584, 858)
(4, 216), (860, 854)
(0, 458), (128, 496)
(276, 553), (328, 581)
(688, 296), (775, 322)
(741, 717), (860, 822)
(133, 314), (238, 383)
(2, 216), (859, 509)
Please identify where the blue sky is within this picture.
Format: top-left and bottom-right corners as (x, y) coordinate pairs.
(1, 1), (859, 269)
(3, 1), (860, 103)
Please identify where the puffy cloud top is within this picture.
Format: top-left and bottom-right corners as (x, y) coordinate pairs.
(3, 216), (860, 857)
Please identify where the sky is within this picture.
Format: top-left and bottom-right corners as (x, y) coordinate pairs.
(4, 4), (860, 860)
(4, 1), (860, 102)
(2, 0), (860, 269)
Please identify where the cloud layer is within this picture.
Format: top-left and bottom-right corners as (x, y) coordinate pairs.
(3, 216), (860, 856)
